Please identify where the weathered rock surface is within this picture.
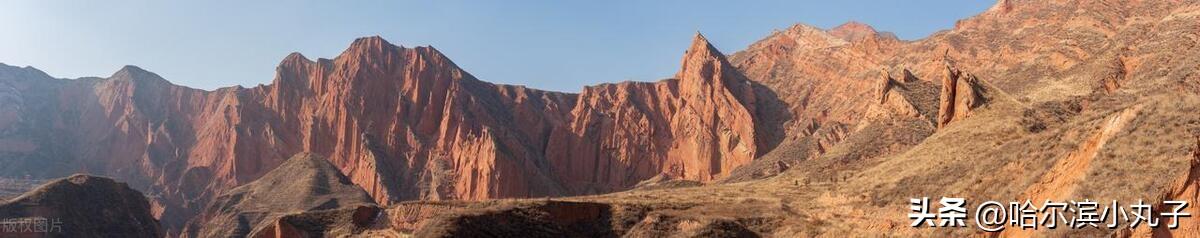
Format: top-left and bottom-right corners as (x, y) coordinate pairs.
(828, 21), (898, 43)
(936, 64), (987, 128)
(1, 0), (1199, 237)
(182, 153), (376, 238)
(0, 33), (766, 236)
(729, 22), (899, 142)
(724, 20), (904, 176)
(546, 33), (760, 193)
(867, 68), (939, 125)
(244, 1), (1200, 237)
(0, 174), (162, 238)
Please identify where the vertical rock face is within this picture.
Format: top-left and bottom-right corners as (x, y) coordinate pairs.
(260, 37), (574, 204)
(0, 34), (764, 236)
(0, 1), (1196, 237)
(936, 64), (986, 128)
(547, 34), (759, 193)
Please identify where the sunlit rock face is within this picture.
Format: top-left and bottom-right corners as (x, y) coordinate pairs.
(547, 33), (760, 193)
(0, 34), (766, 236)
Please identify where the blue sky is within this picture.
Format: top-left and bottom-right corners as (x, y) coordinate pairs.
(0, 0), (993, 92)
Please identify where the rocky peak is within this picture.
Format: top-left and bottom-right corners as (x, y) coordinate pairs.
(676, 32), (758, 120)
(756, 21), (900, 51)
(783, 23), (827, 35)
(264, 153), (362, 184)
(280, 52), (314, 66)
(272, 36), (472, 98)
(336, 36), (461, 76)
(273, 52), (317, 87)
(334, 36), (406, 70)
(677, 32), (742, 89)
(549, 33), (762, 190)
(344, 36), (394, 55)
(774, 23), (848, 48)
(109, 65), (169, 84)
(828, 21), (878, 42)
(830, 21), (900, 43)
(684, 32), (723, 60)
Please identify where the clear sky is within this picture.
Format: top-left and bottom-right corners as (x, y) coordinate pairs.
(0, 0), (994, 92)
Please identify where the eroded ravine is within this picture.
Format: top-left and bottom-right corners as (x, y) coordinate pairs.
(1005, 105), (1143, 238)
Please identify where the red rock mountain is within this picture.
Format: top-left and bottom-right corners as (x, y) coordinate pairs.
(6, 1), (1198, 236)
(0, 33), (763, 235)
(546, 34), (761, 193)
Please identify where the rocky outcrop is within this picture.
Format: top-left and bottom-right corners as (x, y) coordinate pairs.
(3, 1), (1193, 236)
(766, 68), (941, 183)
(867, 69), (936, 124)
(0, 174), (162, 238)
(546, 33), (759, 193)
(262, 34), (761, 203)
(1099, 56), (1130, 94)
(260, 37), (574, 204)
(936, 64), (987, 128)
(828, 21), (898, 43)
(0, 34), (767, 236)
(183, 153), (377, 238)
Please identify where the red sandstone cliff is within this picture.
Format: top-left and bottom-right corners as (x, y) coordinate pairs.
(0, 34), (764, 236)
(546, 33), (760, 193)
(3, 1), (1190, 236)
